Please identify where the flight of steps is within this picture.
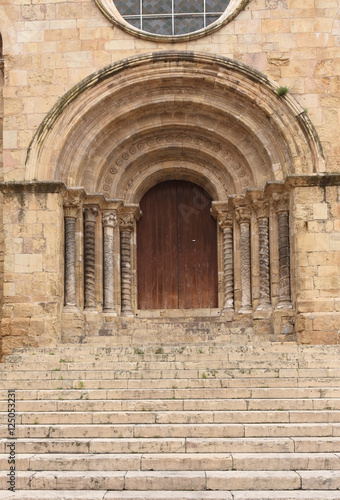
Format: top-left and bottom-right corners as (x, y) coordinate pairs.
(1, 342), (340, 499)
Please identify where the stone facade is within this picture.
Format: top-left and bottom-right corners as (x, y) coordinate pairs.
(0, 1), (339, 357)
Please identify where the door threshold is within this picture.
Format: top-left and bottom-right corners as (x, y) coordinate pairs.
(135, 308), (222, 318)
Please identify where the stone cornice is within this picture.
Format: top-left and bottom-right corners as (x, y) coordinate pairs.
(0, 181), (66, 195)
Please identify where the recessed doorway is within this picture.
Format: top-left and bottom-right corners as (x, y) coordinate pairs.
(137, 180), (218, 310)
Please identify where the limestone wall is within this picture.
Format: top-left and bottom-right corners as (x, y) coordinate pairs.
(0, 184), (64, 356)
(291, 179), (340, 344)
(0, 1), (339, 181)
(0, 0), (339, 353)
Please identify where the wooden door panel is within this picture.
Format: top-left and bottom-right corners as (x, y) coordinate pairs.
(137, 181), (178, 309)
(137, 180), (218, 310)
(177, 182), (218, 309)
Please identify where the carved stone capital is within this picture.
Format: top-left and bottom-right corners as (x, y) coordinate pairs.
(272, 192), (289, 213)
(64, 205), (79, 219)
(252, 199), (269, 220)
(217, 211), (234, 229)
(119, 212), (135, 231)
(63, 188), (85, 207)
(83, 206), (99, 223)
(235, 206), (251, 223)
(102, 210), (118, 228)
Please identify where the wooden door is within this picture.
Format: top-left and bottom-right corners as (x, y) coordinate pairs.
(137, 180), (218, 309)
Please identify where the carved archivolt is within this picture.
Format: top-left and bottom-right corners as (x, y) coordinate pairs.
(27, 53), (323, 193)
(100, 132), (255, 200)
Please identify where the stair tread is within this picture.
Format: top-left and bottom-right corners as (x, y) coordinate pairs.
(2, 342), (340, 495)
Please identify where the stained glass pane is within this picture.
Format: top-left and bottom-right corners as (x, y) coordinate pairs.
(174, 0), (203, 14)
(127, 17), (141, 29)
(143, 16), (173, 35)
(143, 0), (172, 15)
(206, 14), (221, 25)
(174, 15), (204, 34)
(115, 0), (140, 16)
(206, 0), (228, 13)
(115, 0), (229, 35)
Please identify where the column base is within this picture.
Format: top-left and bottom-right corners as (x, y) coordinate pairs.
(222, 307), (234, 315)
(238, 307), (252, 314)
(256, 303), (272, 312)
(121, 310), (135, 317)
(63, 304), (79, 312)
(103, 308), (117, 316)
(276, 301), (293, 309)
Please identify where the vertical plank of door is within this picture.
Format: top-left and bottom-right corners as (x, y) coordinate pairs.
(177, 181), (218, 309)
(137, 181), (178, 309)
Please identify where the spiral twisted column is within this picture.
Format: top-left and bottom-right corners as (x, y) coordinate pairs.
(235, 206), (252, 313)
(83, 206), (98, 310)
(273, 193), (292, 308)
(119, 212), (135, 317)
(253, 200), (271, 310)
(102, 211), (118, 313)
(218, 211), (234, 313)
(64, 207), (77, 308)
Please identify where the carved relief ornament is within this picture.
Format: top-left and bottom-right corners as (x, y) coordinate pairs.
(119, 212), (135, 231)
(252, 199), (269, 220)
(272, 192), (289, 213)
(83, 206), (99, 223)
(234, 205), (252, 223)
(217, 211), (234, 229)
(102, 210), (118, 228)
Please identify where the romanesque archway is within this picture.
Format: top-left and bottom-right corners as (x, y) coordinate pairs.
(21, 51), (325, 342)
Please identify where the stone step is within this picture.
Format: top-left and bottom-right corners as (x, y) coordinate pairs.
(1, 422), (339, 439)
(4, 376), (340, 391)
(3, 437), (340, 454)
(106, 492), (340, 500)
(6, 350), (340, 370)
(4, 364), (340, 378)
(5, 409), (340, 425)
(8, 342), (340, 358)
(2, 342), (340, 498)
(4, 397), (340, 413)
(1, 453), (340, 471)
(2, 491), (340, 500)
(2, 387), (340, 400)
(3, 469), (340, 491)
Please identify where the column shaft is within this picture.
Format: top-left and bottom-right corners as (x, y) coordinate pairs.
(258, 216), (271, 309)
(83, 207), (98, 309)
(120, 229), (133, 316)
(222, 225), (234, 312)
(64, 216), (76, 307)
(102, 211), (117, 312)
(277, 210), (291, 306)
(239, 221), (252, 312)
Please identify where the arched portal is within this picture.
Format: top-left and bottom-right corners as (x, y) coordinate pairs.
(137, 180), (218, 310)
(26, 51), (324, 189)
(14, 51), (326, 345)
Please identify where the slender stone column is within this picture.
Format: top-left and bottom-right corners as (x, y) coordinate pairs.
(119, 212), (134, 317)
(218, 211), (234, 313)
(83, 206), (98, 310)
(102, 211), (117, 313)
(273, 193), (292, 308)
(235, 206), (252, 313)
(64, 208), (77, 308)
(253, 200), (271, 310)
